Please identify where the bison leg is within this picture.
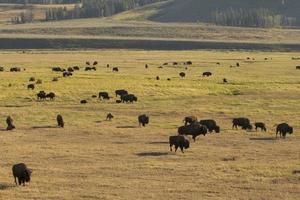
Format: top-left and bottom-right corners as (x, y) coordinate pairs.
(192, 136), (196, 142)
(170, 145), (173, 151)
(18, 178), (22, 185)
(175, 145), (178, 152)
(14, 176), (17, 185)
(180, 146), (184, 153)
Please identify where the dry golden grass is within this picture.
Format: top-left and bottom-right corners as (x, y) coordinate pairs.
(0, 50), (299, 200)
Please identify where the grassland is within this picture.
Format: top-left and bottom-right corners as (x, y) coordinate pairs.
(0, 50), (299, 200)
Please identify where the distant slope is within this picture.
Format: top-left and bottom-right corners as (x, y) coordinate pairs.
(149, 0), (300, 26)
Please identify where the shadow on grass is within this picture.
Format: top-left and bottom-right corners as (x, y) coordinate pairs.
(136, 152), (169, 157)
(116, 126), (138, 129)
(249, 137), (276, 141)
(31, 125), (58, 129)
(0, 183), (14, 190)
(147, 141), (169, 144)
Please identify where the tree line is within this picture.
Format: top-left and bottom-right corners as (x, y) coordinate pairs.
(45, 0), (165, 21)
(211, 8), (296, 27)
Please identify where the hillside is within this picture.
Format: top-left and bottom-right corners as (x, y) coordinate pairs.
(149, 0), (300, 27)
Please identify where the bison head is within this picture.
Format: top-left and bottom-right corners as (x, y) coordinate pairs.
(215, 126), (220, 133)
(289, 127), (293, 134)
(184, 139), (190, 149)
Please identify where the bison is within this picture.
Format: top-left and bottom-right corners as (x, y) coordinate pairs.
(169, 135), (190, 153)
(183, 116), (197, 126)
(10, 67), (21, 72)
(178, 123), (208, 142)
(276, 123), (293, 138)
(106, 113), (114, 121)
(99, 92), (110, 100)
(6, 116), (15, 131)
(179, 72), (186, 78)
(73, 66), (80, 71)
(115, 89), (128, 97)
(255, 122), (266, 132)
(37, 91), (47, 100)
(296, 66), (300, 70)
(121, 94), (137, 103)
(156, 76), (160, 80)
(232, 118), (252, 130)
(52, 67), (65, 72)
(80, 100), (87, 104)
(57, 114), (64, 128)
(203, 72), (212, 77)
(46, 92), (55, 100)
(63, 72), (72, 77)
(138, 114), (149, 127)
(29, 77), (35, 82)
(27, 84), (35, 90)
(12, 163), (32, 186)
(199, 119), (220, 133)
(112, 67), (119, 72)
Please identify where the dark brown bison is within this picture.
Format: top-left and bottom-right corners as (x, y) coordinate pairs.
(10, 67), (21, 72)
(156, 76), (160, 80)
(80, 100), (87, 104)
(178, 123), (208, 142)
(85, 67), (96, 71)
(179, 72), (186, 78)
(6, 116), (15, 131)
(296, 66), (300, 70)
(52, 77), (59, 82)
(223, 78), (228, 83)
(185, 61), (192, 65)
(86, 61), (90, 65)
(52, 67), (65, 72)
(116, 100), (122, 104)
(36, 79), (42, 84)
(112, 67), (119, 72)
(37, 91), (47, 100)
(29, 77), (35, 82)
(12, 163), (32, 186)
(73, 66), (80, 71)
(121, 94), (137, 103)
(46, 92), (55, 100)
(0, 67), (4, 71)
(57, 114), (64, 128)
(169, 135), (190, 153)
(63, 72), (73, 77)
(93, 61), (98, 66)
(183, 116), (197, 126)
(276, 123), (293, 138)
(232, 118), (252, 130)
(27, 84), (35, 90)
(138, 114), (149, 127)
(236, 62), (240, 67)
(255, 122), (266, 132)
(199, 119), (220, 133)
(99, 92), (110, 100)
(145, 64), (148, 69)
(203, 72), (212, 77)
(115, 89), (128, 97)
(67, 67), (74, 72)
(106, 113), (114, 121)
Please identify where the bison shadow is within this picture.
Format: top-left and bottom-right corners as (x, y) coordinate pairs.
(32, 125), (58, 129)
(0, 183), (13, 190)
(136, 152), (169, 157)
(147, 141), (169, 145)
(116, 126), (138, 129)
(249, 137), (276, 141)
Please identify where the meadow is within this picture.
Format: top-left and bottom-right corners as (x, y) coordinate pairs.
(0, 50), (299, 200)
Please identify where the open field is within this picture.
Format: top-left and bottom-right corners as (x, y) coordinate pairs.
(0, 50), (299, 200)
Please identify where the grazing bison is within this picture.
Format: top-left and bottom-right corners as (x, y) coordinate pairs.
(10, 67), (21, 72)
(116, 100), (122, 104)
(276, 123), (293, 138)
(106, 113), (114, 121)
(85, 67), (96, 71)
(80, 100), (87, 104)
(296, 66), (300, 70)
(179, 72), (186, 78)
(203, 72), (212, 77)
(232, 118), (252, 130)
(178, 123), (208, 142)
(138, 114), (149, 127)
(93, 61), (98, 66)
(173, 62), (178, 65)
(73, 66), (80, 71)
(63, 72), (73, 77)
(167, 78), (171, 81)
(223, 78), (228, 83)
(86, 61), (90, 65)
(37, 91), (47, 100)
(91, 95), (97, 98)
(236, 62), (240, 67)
(6, 116), (15, 131)
(199, 119), (220, 133)
(46, 92), (55, 100)
(27, 84), (35, 90)
(112, 67), (119, 72)
(107, 64), (110, 68)
(186, 61), (192, 65)
(36, 79), (42, 84)
(183, 116), (197, 126)
(99, 92), (110, 100)
(67, 67), (74, 72)
(0, 67), (4, 71)
(57, 114), (64, 128)
(169, 135), (190, 153)
(115, 89), (128, 97)
(12, 163), (32, 186)
(52, 67), (65, 72)
(255, 122), (266, 132)
(156, 76), (160, 80)
(29, 77), (35, 82)
(145, 64), (148, 69)
(121, 94), (137, 103)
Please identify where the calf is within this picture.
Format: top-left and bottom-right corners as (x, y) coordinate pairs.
(255, 122), (266, 132)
